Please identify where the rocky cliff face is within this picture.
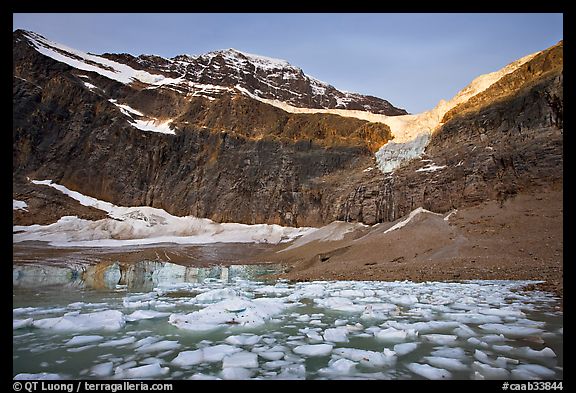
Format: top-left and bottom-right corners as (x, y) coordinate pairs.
(332, 42), (563, 224)
(13, 30), (393, 227)
(13, 30), (562, 228)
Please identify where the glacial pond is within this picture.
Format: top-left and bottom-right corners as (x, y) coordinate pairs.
(13, 260), (563, 380)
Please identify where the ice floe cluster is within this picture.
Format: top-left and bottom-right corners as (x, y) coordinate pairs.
(14, 278), (562, 380)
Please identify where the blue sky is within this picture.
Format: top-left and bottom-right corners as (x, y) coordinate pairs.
(13, 13), (563, 114)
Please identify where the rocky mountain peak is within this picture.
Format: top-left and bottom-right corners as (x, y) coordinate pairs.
(14, 29), (407, 116)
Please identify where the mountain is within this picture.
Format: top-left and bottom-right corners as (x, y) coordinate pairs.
(17, 30), (407, 115)
(13, 30), (562, 231)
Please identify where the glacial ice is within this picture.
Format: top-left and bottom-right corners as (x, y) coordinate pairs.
(478, 323), (544, 337)
(323, 327), (349, 343)
(406, 363), (452, 379)
(64, 335), (104, 346)
(220, 367), (254, 380)
(114, 363), (170, 379)
(222, 351), (259, 368)
(225, 334), (262, 346)
(33, 310), (125, 332)
(14, 373), (67, 380)
(393, 342), (418, 356)
(13, 318), (33, 330)
(125, 310), (170, 321)
(168, 296), (291, 331)
(293, 344), (333, 357)
(423, 356), (468, 371)
(98, 336), (137, 347)
(333, 348), (396, 368)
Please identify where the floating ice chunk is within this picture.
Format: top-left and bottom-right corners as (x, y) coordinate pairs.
(169, 296), (290, 331)
(491, 344), (515, 354)
(467, 337), (489, 348)
(314, 297), (365, 313)
(323, 328), (349, 343)
(361, 303), (399, 320)
(225, 334), (261, 346)
(140, 357), (162, 365)
(293, 344), (333, 357)
(478, 307), (525, 318)
(510, 369), (540, 380)
(514, 346), (557, 359)
(275, 364), (306, 380)
(473, 371), (485, 380)
(390, 294), (419, 306)
(189, 373), (221, 380)
(13, 307), (39, 315)
(133, 337), (160, 348)
(480, 334), (508, 343)
(222, 351), (259, 368)
(13, 318), (33, 329)
(135, 340), (180, 354)
(332, 289), (369, 298)
(171, 349), (204, 367)
(333, 348), (396, 368)
(171, 344), (241, 367)
(203, 344), (243, 362)
(442, 312), (502, 324)
(478, 323), (544, 337)
(263, 360), (293, 369)
(99, 336), (137, 347)
(453, 324), (477, 338)
(305, 331), (323, 342)
(296, 314), (310, 322)
(221, 367), (254, 380)
(258, 351), (284, 361)
(318, 358), (357, 375)
(195, 288), (238, 303)
(254, 285), (293, 295)
(115, 363), (169, 379)
(423, 356), (468, 371)
(91, 362), (113, 377)
(287, 284), (325, 301)
(393, 342), (418, 356)
(64, 335), (104, 346)
(125, 310), (170, 321)
(33, 310), (125, 332)
(430, 348), (466, 359)
(375, 327), (416, 342)
(406, 363), (452, 380)
(14, 373), (66, 380)
(334, 319), (348, 326)
(472, 361), (510, 379)
(67, 344), (96, 352)
(422, 334), (458, 345)
(123, 292), (158, 308)
(384, 320), (459, 333)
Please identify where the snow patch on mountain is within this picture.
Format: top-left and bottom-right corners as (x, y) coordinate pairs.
(23, 30), (183, 87)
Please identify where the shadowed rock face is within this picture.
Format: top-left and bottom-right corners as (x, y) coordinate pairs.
(13, 30), (562, 228)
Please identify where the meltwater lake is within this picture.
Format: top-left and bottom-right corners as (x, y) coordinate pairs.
(13, 260), (563, 380)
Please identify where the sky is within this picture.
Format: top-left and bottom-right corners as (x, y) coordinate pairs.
(13, 13), (563, 114)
